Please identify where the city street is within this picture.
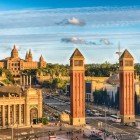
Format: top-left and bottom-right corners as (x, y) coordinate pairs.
(44, 95), (140, 138)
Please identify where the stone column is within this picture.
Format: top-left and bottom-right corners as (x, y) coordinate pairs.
(13, 105), (16, 124)
(2, 105), (5, 127)
(20, 75), (22, 86)
(8, 105), (10, 126)
(25, 103), (30, 126)
(26, 75), (29, 86)
(25, 92), (30, 126)
(38, 90), (42, 118)
(19, 104), (21, 125)
(30, 75), (31, 87)
(23, 75), (25, 86)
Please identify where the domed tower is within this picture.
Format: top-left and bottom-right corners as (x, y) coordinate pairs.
(119, 49), (135, 124)
(28, 49), (33, 62)
(11, 45), (19, 58)
(70, 48), (85, 125)
(39, 55), (46, 68)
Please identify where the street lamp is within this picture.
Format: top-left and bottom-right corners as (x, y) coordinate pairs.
(42, 124), (45, 140)
(103, 103), (107, 140)
(11, 124), (14, 140)
(11, 122), (19, 140)
(17, 124), (19, 140)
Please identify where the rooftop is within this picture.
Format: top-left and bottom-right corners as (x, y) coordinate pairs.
(120, 49), (133, 59)
(0, 85), (23, 97)
(70, 48), (84, 59)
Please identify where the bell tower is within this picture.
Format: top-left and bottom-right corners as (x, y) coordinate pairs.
(119, 49), (135, 124)
(70, 48), (85, 125)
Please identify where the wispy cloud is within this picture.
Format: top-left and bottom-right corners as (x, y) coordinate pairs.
(100, 38), (113, 45)
(56, 17), (85, 26)
(61, 37), (96, 45)
(61, 37), (113, 46)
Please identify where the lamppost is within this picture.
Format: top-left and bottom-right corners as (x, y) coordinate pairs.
(42, 124), (45, 140)
(17, 124), (19, 140)
(11, 122), (17, 140)
(11, 124), (14, 140)
(103, 104), (107, 140)
(30, 125), (34, 134)
(11, 112), (16, 140)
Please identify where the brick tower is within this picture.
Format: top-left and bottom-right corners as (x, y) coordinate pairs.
(119, 49), (135, 124)
(70, 48), (85, 125)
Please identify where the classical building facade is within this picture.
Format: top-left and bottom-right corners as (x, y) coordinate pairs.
(119, 49), (135, 124)
(70, 48), (85, 125)
(0, 77), (42, 128)
(0, 45), (46, 77)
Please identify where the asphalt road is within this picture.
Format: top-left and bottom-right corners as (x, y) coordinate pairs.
(45, 95), (140, 138)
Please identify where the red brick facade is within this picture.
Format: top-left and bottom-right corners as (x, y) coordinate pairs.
(119, 49), (135, 124)
(70, 49), (85, 125)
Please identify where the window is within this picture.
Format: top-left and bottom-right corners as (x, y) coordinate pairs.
(74, 60), (83, 66)
(125, 60), (133, 66)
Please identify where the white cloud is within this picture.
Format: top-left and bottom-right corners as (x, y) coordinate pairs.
(61, 37), (114, 46)
(61, 37), (97, 45)
(61, 37), (85, 44)
(100, 38), (112, 45)
(67, 17), (85, 26)
(56, 17), (85, 26)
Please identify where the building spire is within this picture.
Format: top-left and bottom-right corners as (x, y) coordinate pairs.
(28, 49), (33, 61)
(29, 49), (32, 56)
(39, 55), (44, 61)
(13, 44), (16, 49)
(25, 51), (29, 60)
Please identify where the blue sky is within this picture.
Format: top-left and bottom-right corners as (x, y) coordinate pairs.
(0, 0), (140, 64)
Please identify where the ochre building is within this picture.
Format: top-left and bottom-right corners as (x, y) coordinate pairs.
(70, 48), (85, 126)
(0, 45), (46, 77)
(119, 49), (135, 124)
(0, 85), (42, 128)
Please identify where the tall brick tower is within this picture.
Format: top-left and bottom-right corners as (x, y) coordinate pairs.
(70, 48), (85, 125)
(119, 49), (135, 124)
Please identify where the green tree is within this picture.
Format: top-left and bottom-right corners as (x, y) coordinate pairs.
(42, 117), (48, 125)
(3, 69), (14, 83)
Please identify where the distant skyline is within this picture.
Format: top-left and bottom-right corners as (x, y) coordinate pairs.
(0, 0), (140, 64)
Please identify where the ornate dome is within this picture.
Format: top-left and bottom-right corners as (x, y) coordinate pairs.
(11, 45), (18, 58)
